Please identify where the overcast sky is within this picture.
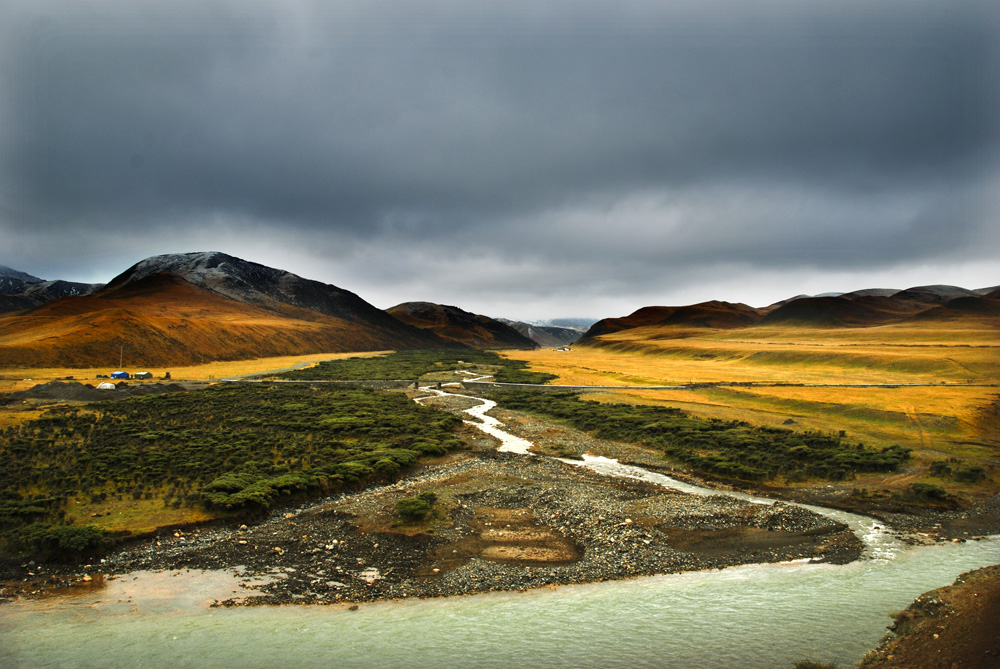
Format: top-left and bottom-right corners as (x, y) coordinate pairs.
(2, 0), (998, 320)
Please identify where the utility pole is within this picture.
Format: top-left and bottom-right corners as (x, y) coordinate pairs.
(119, 345), (124, 368)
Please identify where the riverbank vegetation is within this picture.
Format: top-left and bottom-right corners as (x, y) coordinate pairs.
(0, 350), (554, 560)
(504, 325), (999, 499)
(492, 390), (911, 483)
(277, 349), (556, 384)
(0, 383), (464, 559)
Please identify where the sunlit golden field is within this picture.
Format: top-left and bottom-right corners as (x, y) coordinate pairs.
(554, 322), (999, 385)
(505, 322), (999, 495)
(0, 350), (387, 393)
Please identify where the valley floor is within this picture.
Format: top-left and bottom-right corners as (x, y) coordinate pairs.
(0, 419), (862, 605)
(3, 391), (997, 608)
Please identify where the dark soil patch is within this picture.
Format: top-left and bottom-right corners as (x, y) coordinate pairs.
(415, 507), (581, 577)
(8, 380), (190, 403)
(659, 525), (851, 560)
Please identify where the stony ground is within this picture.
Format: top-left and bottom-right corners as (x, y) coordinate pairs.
(45, 439), (858, 607)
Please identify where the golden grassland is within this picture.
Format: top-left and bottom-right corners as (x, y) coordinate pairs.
(0, 351), (388, 433)
(2, 321), (996, 538)
(0, 350), (388, 393)
(504, 321), (999, 496)
(558, 322), (999, 385)
(62, 494), (220, 535)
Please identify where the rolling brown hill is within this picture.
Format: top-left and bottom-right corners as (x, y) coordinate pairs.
(0, 268), (450, 369)
(654, 301), (763, 328)
(904, 294), (1000, 323)
(581, 306), (680, 340)
(577, 283), (998, 346)
(579, 301), (762, 342)
(387, 302), (537, 349)
(757, 295), (900, 327)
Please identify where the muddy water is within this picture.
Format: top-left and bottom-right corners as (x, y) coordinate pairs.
(2, 391), (997, 668)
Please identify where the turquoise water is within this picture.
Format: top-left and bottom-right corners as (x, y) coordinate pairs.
(2, 537), (997, 668)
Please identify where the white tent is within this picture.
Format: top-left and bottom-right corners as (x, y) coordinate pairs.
(96, 382), (116, 390)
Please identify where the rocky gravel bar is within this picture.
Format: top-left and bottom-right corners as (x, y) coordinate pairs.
(4, 444), (860, 606)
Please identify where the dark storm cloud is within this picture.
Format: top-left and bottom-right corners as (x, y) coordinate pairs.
(1, 0), (997, 313)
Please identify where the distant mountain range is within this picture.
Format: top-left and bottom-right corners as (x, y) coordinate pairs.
(579, 284), (1000, 343)
(0, 253), (451, 367)
(496, 319), (585, 348)
(1, 254), (995, 367)
(0, 264), (102, 314)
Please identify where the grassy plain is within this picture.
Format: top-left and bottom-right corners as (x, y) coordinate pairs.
(0, 350), (538, 558)
(0, 351), (387, 393)
(505, 321), (999, 498)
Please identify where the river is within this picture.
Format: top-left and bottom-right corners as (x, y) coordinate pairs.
(1, 389), (997, 668)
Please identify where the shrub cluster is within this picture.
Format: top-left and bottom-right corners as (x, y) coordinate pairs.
(394, 491), (438, 522)
(12, 522), (105, 560)
(278, 349), (556, 384)
(0, 383), (464, 553)
(492, 391), (910, 483)
(908, 483), (947, 501)
(929, 458), (987, 484)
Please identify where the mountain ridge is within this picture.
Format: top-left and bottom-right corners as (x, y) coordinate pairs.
(2, 254), (995, 363)
(578, 284), (999, 344)
(496, 318), (584, 348)
(0, 253), (456, 367)
(387, 301), (537, 349)
(0, 264), (103, 314)
(0, 265), (44, 283)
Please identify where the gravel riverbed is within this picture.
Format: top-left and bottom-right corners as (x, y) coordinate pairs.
(1, 401), (863, 605)
(13, 388), (997, 606)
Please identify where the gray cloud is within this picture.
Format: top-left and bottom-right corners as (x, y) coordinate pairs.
(2, 0), (998, 318)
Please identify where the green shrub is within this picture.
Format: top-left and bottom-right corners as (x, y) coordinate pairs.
(412, 441), (448, 456)
(373, 458), (401, 477)
(908, 483), (947, 501)
(1, 382), (466, 550)
(953, 465), (986, 483)
(929, 461), (952, 477)
(395, 496), (432, 522)
(490, 390), (908, 483)
(15, 523), (104, 560)
(416, 491), (438, 504)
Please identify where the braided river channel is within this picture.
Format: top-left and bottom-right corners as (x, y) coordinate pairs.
(2, 390), (998, 668)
